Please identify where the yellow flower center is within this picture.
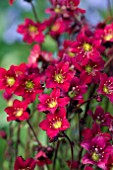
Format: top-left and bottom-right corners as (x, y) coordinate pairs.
(83, 43), (92, 52)
(85, 65), (93, 73)
(48, 100), (57, 108)
(68, 51), (75, 58)
(15, 109), (23, 117)
(29, 25), (37, 33)
(110, 166), (113, 170)
(7, 77), (15, 86)
(51, 23), (60, 32)
(54, 73), (63, 83)
(91, 152), (100, 162)
(25, 80), (34, 90)
(104, 33), (113, 41)
(103, 85), (109, 94)
(53, 120), (62, 129)
(68, 91), (76, 98)
(54, 7), (61, 13)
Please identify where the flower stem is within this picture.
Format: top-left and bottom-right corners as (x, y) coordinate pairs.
(107, 0), (112, 17)
(52, 140), (60, 170)
(104, 55), (113, 69)
(62, 132), (74, 170)
(30, 1), (39, 22)
(26, 120), (41, 146)
(15, 124), (21, 157)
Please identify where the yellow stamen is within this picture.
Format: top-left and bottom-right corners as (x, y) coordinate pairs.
(29, 25), (37, 33)
(53, 120), (62, 129)
(51, 23), (60, 32)
(54, 73), (63, 83)
(103, 85), (109, 94)
(25, 80), (34, 90)
(68, 51), (75, 58)
(104, 34), (113, 41)
(91, 152), (100, 162)
(85, 65), (92, 73)
(83, 43), (92, 52)
(15, 109), (23, 117)
(7, 77), (15, 86)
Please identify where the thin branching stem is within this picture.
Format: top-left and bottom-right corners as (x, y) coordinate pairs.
(27, 120), (42, 146)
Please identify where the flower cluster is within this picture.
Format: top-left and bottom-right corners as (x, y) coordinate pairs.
(3, 0), (113, 169)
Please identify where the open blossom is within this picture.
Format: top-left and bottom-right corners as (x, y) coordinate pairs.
(46, 0), (85, 17)
(73, 32), (104, 66)
(15, 74), (43, 102)
(97, 73), (113, 103)
(45, 61), (75, 92)
(75, 57), (105, 84)
(68, 77), (87, 100)
(0, 66), (19, 94)
(82, 135), (113, 169)
(88, 106), (112, 127)
(50, 18), (67, 37)
(17, 18), (45, 44)
(5, 100), (29, 121)
(95, 22), (113, 43)
(59, 40), (78, 65)
(14, 156), (36, 170)
(39, 108), (70, 138)
(38, 88), (70, 113)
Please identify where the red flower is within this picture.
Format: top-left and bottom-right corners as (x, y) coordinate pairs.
(17, 18), (45, 44)
(84, 166), (94, 170)
(9, 0), (15, 5)
(97, 73), (113, 103)
(75, 57), (105, 84)
(66, 160), (78, 169)
(45, 62), (75, 92)
(36, 151), (52, 166)
(59, 40), (77, 63)
(81, 135), (113, 169)
(14, 156), (36, 170)
(88, 106), (112, 127)
(82, 123), (111, 142)
(0, 130), (7, 139)
(68, 77), (87, 100)
(50, 18), (66, 37)
(15, 74), (43, 102)
(105, 154), (113, 170)
(0, 66), (19, 94)
(5, 100), (29, 121)
(39, 108), (70, 138)
(46, 0), (85, 17)
(74, 32), (104, 66)
(95, 23), (113, 43)
(38, 88), (70, 113)
(35, 146), (53, 166)
(28, 44), (53, 66)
